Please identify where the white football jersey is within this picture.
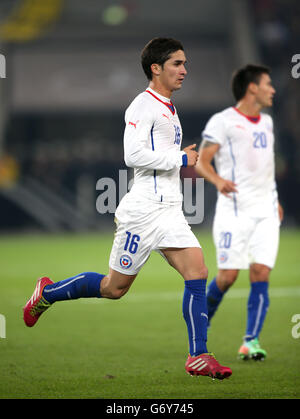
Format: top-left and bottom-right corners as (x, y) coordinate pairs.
(202, 107), (278, 216)
(123, 87), (185, 203)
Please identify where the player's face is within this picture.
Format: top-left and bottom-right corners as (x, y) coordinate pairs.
(255, 73), (276, 108)
(159, 49), (187, 92)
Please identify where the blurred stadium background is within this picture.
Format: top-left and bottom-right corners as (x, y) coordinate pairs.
(0, 0), (299, 233)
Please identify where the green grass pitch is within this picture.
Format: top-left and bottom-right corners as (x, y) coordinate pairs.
(0, 228), (300, 399)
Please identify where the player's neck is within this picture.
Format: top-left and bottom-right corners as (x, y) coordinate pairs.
(235, 99), (262, 117)
(148, 81), (172, 100)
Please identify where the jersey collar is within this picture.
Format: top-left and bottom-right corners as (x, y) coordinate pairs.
(145, 88), (175, 115)
(233, 107), (261, 124)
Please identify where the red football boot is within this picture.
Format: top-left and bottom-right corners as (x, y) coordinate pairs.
(23, 277), (53, 327)
(185, 353), (232, 380)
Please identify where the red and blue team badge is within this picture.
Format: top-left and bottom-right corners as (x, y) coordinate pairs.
(120, 254), (133, 269)
(219, 251), (228, 264)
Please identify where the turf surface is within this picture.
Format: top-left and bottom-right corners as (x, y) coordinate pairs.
(0, 229), (300, 399)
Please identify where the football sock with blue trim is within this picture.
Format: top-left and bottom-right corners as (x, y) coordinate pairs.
(182, 279), (208, 356)
(245, 281), (269, 342)
(206, 277), (226, 324)
(42, 272), (104, 304)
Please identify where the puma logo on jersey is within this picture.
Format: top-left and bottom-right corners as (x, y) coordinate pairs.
(128, 120), (139, 129)
(162, 113), (170, 120)
(236, 125), (245, 130)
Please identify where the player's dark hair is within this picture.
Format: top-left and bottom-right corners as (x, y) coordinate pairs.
(141, 37), (184, 80)
(231, 64), (271, 101)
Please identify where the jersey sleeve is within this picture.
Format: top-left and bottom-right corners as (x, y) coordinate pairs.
(124, 100), (185, 171)
(202, 112), (227, 146)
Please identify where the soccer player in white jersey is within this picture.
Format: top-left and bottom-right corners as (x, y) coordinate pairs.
(196, 64), (283, 360)
(23, 38), (232, 379)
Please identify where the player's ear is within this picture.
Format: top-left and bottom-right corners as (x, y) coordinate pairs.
(248, 82), (258, 95)
(151, 63), (161, 77)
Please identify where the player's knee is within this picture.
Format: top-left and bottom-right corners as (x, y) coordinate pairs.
(225, 274), (238, 287)
(250, 264), (270, 282)
(107, 287), (129, 300)
(218, 270), (238, 289)
(200, 266), (209, 280)
(101, 281), (130, 299)
(184, 265), (208, 281)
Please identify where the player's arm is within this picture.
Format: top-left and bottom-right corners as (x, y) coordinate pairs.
(124, 109), (195, 170)
(124, 122), (186, 170)
(195, 139), (238, 197)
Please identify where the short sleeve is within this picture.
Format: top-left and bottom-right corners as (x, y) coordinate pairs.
(202, 112), (227, 147)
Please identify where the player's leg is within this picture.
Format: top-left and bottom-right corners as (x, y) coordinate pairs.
(162, 247), (208, 356)
(206, 269), (239, 325)
(100, 268), (137, 299)
(23, 269), (137, 327)
(23, 203), (141, 327)
(41, 272), (105, 303)
(245, 263), (271, 342)
(43, 269), (137, 302)
(161, 247), (232, 379)
(239, 215), (279, 360)
(162, 246), (208, 281)
(238, 263), (270, 360)
(23, 272), (105, 327)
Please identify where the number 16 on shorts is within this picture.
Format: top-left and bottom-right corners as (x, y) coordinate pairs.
(124, 231), (140, 254)
(119, 231), (140, 270)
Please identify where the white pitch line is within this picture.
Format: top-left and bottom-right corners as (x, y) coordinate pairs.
(80, 286), (300, 304)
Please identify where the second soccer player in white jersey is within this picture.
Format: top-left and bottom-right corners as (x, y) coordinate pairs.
(196, 64), (283, 361)
(23, 38), (232, 380)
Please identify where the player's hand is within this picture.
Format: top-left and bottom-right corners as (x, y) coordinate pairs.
(183, 144), (198, 167)
(215, 177), (238, 198)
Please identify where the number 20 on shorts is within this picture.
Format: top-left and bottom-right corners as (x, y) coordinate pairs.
(124, 231), (140, 254)
(219, 232), (232, 249)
